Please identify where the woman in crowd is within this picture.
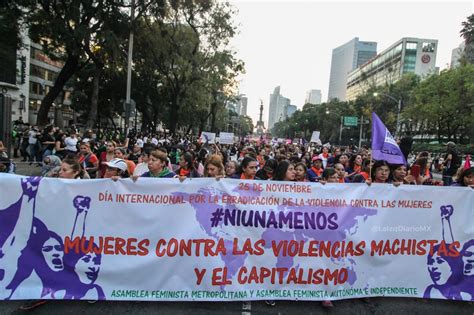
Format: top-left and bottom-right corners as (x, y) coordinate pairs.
(113, 147), (136, 176)
(54, 133), (67, 159)
(347, 154), (363, 178)
(140, 150), (177, 178)
(273, 160), (296, 181)
(411, 156), (433, 185)
(390, 164), (415, 185)
(64, 131), (79, 156)
(133, 153), (149, 177)
(103, 158), (130, 180)
(294, 162), (308, 182)
(370, 160), (391, 184)
(334, 163), (348, 183)
(318, 146), (330, 168)
(307, 157), (323, 182)
(225, 161), (239, 178)
(58, 157), (86, 180)
(256, 158), (278, 180)
(352, 160), (372, 183)
(338, 153), (351, 171)
(99, 141), (117, 178)
(320, 167), (340, 184)
(41, 155), (62, 177)
(176, 152), (201, 178)
(204, 154), (225, 178)
(78, 143), (99, 179)
(233, 156), (259, 180)
(452, 167), (474, 188)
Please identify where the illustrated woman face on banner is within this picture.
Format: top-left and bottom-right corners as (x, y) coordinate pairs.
(428, 252), (452, 285)
(427, 244), (461, 287)
(74, 252), (101, 285)
(461, 241), (474, 277)
(41, 234), (64, 272)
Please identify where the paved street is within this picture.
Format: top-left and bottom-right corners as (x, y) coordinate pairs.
(1, 298), (473, 314)
(0, 298), (474, 315)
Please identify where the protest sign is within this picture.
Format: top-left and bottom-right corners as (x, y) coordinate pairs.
(0, 174), (473, 301)
(310, 131), (320, 143)
(219, 132), (235, 145)
(200, 132), (216, 144)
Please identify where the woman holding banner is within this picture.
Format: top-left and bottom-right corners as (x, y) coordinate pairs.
(451, 167), (474, 188)
(294, 162), (308, 182)
(140, 150), (177, 178)
(232, 156), (259, 180)
(176, 152), (201, 179)
(204, 155), (225, 178)
(370, 160), (391, 184)
(273, 160), (296, 181)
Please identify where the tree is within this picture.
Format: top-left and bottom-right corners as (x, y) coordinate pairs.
(460, 14), (474, 64)
(0, 1), (22, 85)
(405, 65), (474, 143)
(130, 1), (243, 134)
(19, 0), (129, 126)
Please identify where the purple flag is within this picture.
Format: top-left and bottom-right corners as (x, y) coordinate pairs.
(371, 112), (407, 165)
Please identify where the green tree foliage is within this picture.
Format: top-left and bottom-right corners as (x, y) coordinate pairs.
(460, 14), (474, 64)
(272, 68), (473, 145)
(0, 1), (22, 84)
(405, 64), (474, 143)
(18, 0), (129, 126)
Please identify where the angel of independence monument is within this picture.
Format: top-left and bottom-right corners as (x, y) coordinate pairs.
(255, 100), (266, 136)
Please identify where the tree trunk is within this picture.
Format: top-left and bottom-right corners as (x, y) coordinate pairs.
(86, 66), (101, 129)
(37, 55), (79, 126)
(109, 116), (116, 130)
(168, 96), (179, 134)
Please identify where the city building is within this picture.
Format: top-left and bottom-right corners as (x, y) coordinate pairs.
(346, 37), (438, 101)
(328, 38), (377, 101)
(29, 42), (73, 126)
(451, 42), (465, 69)
(239, 95), (248, 116)
(305, 89), (322, 105)
(0, 21), (74, 127)
(286, 104), (297, 118)
(268, 86), (290, 131)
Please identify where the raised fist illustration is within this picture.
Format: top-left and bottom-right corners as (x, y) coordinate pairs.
(21, 176), (41, 200)
(73, 196), (91, 214)
(440, 205), (454, 220)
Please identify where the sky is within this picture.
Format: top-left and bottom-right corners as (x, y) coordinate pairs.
(228, 0), (473, 127)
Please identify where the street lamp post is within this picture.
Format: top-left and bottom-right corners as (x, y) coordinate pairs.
(125, 0), (135, 133)
(373, 92), (402, 138)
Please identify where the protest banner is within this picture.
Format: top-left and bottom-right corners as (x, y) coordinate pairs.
(0, 174), (473, 301)
(200, 132), (216, 144)
(219, 132), (235, 145)
(310, 131), (320, 143)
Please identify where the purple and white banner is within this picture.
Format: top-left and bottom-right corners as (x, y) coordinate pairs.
(0, 174), (473, 301)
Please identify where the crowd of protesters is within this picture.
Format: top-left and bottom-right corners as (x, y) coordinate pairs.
(1, 124), (473, 190)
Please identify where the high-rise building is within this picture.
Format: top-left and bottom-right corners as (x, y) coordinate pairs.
(235, 94), (248, 116)
(268, 86), (290, 131)
(346, 37), (438, 101)
(451, 42), (465, 69)
(239, 95), (248, 116)
(305, 89), (322, 105)
(328, 38), (377, 101)
(286, 104), (297, 118)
